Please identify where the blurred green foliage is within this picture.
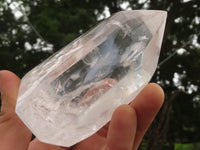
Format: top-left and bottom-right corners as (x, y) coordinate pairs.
(175, 143), (200, 150)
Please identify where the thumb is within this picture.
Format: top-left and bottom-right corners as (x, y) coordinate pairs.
(0, 70), (19, 114)
(0, 70), (32, 150)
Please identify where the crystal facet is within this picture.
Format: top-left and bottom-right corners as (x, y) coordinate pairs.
(16, 10), (167, 147)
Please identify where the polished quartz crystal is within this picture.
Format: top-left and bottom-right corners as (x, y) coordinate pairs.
(16, 10), (167, 147)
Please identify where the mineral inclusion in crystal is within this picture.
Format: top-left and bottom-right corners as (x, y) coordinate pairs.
(15, 10), (167, 147)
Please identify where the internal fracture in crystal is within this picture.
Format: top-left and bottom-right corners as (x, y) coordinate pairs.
(15, 10), (167, 147)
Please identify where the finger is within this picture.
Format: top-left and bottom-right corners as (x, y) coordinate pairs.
(0, 70), (32, 150)
(28, 139), (67, 150)
(104, 104), (137, 150)
(68, 133), (106, 150)
(130, 83), (164, 150)
(0, 70), (20, 114)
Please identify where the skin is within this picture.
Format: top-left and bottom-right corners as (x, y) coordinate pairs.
(0, 70), (164, 150)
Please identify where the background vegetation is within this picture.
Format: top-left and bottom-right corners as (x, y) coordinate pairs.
(0, 0), (200, 149)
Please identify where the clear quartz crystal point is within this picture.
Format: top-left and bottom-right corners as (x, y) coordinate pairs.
(16, 10), (167, 147)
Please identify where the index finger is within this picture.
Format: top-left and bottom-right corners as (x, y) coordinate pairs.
(130, 83), (164, 150)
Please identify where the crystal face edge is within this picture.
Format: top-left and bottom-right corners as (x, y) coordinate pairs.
(15, 10), (167, 147)
(142, 10), (167, 75)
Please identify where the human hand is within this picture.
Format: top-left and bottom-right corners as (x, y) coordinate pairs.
(0, 70), (164, 150)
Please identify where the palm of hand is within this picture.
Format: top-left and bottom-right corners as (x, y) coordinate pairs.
(0, 70), (164, 150)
